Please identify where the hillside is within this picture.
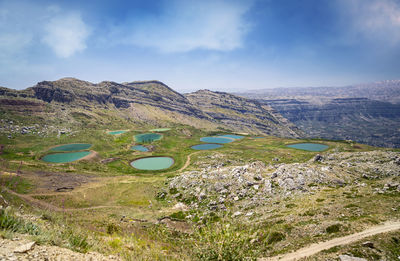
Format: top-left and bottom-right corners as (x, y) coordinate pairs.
(237, 80), (400, 148)
(0, 78), (301, 137)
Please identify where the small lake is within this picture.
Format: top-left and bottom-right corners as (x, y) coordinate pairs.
(286, 143), (329, 152)
(150, 128), (171, 132)
(109, 130), (127, 135)
(191, 144), (223, 150)
(131, 145), (149, 152)
(200, 137), (234, 144)
(218, 134), (244, 140)
(42, 151), (91, 163)
(130, 157), (174, 170)
(135, 133), (162, 143)
(50, 143), (92, 152)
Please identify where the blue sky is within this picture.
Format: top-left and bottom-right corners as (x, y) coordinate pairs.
(1, 0), (400, 92)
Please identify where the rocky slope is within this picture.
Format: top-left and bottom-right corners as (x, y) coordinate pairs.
(0, 78), (302, 137)
(185, 89), (302, 137)
(166, 150), (400, 215)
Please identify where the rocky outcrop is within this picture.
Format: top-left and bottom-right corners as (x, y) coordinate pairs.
(166, 151), (400, 213)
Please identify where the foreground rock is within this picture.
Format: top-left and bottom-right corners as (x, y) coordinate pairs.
(0, 237), (120, 261)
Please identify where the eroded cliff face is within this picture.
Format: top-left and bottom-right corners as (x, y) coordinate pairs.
(0, 78), (301, 137)
(259, 98), (400, 148)
(185, 89), (302, 137)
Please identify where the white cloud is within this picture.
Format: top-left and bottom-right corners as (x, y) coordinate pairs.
(124, 0), (253, 52)
(339, 0), (400, 45)
(42, 13), (90, 58)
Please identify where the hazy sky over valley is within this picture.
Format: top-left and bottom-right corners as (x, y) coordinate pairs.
(0, 0), (400, 92)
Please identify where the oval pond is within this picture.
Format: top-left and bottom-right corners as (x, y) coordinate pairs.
(150, 128), (171, 132)
(131, 145), (149, 152)
(191, 144), (223, 150)
(286, 143), (329, 152)
(218, 134), (244, 139)
(135, 133), (162, 143)
(109, 130), (127, 135)
(50, 143), (92, 152)
(200, 137), (233, 144)
(130, 157), (174, 170)
(42, 151), (91, 163)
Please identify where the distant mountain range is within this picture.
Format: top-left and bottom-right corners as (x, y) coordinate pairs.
(0, 78), (301, 138)
(237, 80), (400, 148)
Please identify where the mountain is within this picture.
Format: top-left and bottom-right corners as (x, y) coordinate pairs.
(239, 80), (400, 104)
(237, 80), (400, 147)
(0, 78), (301, 137)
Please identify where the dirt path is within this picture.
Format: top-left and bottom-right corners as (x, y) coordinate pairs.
(259, 221), (400, 261)
(2, 187), (121, 212)
(177, 151), (201, 172)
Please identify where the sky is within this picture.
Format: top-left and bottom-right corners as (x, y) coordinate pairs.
(1, 0), (400, 92)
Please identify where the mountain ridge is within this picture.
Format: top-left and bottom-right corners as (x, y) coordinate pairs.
(0, 78), (302, 138)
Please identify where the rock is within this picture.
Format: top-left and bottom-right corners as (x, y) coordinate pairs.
(14, 241), (35, 253)
(232, 211), (242, 217)
(361, 241), (374, 248)
(254, 175), (262, 181)
(339, 255), (367, 261)
(314, 154), (323, 162)
(173, 202), (188, 211)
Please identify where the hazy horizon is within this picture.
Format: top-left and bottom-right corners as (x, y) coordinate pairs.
(1, 0), (400, 92)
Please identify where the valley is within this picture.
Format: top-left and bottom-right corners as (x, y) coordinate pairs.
(0, 79), (399, 260)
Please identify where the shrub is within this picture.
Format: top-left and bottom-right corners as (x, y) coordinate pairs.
(326, 224), (341, 234)
(106, 223), (120, 235)
(266, 231), (285, 244)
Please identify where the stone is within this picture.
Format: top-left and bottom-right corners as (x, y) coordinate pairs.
(339, 255), (367, 261)
(314, 154), (323, 162)
(361, 241), (374, 248)
(173, 202), (188, 211)
(14, 241), (35, 253)
(232, 211), (242, 217)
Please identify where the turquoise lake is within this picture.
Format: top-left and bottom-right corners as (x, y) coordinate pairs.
(131, 145), (149, 152)
(130, 157), (174, 170)
(42, 151), (91, 163)
(191, 144), (223, 150)
(200, 137), (233, 144)
(286, 143), (329, 152)
(218, 134), (244, 139)
(50, 143), (92, 152)
(109, 130), (127, 135)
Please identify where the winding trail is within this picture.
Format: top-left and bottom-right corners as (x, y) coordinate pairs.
(177, 151), (202, 173)
(1, 187), (121, 212)
(259, 221), (400, 261)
